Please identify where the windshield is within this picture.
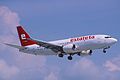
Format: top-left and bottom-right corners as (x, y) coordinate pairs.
(105, 36), (112, 38)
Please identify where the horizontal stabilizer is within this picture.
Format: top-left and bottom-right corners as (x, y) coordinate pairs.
(4, 43), (24, 49)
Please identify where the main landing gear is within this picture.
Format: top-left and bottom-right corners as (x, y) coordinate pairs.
(58, 53), (64, 57)
(68, 55), (72, 60)
(58, 53), (73, 60)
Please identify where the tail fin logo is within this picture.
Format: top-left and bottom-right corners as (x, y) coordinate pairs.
(21, 34), (26, 40)
(17, 26), (37, 46)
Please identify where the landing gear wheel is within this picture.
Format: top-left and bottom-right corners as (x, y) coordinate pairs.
(35, 53), (37, 56)
(58, 54), (63, 57)
(77, 53), (81, 56)
(103, 49), (106, 53)
(68, 56), (72, 60)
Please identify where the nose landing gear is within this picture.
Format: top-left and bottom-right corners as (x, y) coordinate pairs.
(103, 46), (110, 53)
(103, 49), (107, 53)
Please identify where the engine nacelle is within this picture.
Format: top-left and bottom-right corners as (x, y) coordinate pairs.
(80, 50), (92, 56)
(63, 44), (77, 53)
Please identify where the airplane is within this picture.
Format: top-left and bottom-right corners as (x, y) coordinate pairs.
(4, 26), (118, 60)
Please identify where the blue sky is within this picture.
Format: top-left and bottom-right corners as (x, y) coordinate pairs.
(0, 0), (120, 80)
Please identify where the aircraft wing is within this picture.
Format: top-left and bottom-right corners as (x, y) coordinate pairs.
(28, 38), (64, 53)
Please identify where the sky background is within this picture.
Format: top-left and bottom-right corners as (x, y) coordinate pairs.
(0, 0), (120, 80)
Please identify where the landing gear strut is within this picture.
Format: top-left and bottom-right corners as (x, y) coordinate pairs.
(68, 55), (72, 60)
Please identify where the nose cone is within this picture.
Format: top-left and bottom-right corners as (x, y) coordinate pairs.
(112, 38), (118, 44)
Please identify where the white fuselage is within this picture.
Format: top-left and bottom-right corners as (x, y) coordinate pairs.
(19, 35), (117, 55)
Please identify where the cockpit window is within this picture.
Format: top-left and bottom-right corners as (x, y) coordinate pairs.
(105, 36), (112, 38)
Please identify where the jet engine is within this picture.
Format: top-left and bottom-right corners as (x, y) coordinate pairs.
(63, 44), (77, 53)
(79, 50), (92, 56)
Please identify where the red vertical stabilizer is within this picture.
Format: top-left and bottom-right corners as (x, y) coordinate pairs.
(17, 26), (36, 46)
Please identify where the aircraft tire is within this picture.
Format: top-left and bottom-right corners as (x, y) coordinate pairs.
(68, 56), (72, 60)
(103, 50), (106, 53)
(58, 54), (64, 57)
